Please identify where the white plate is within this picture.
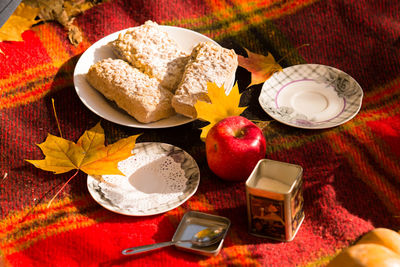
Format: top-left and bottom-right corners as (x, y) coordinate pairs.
(259, 64), (363, 129)
(73, 25), (233, 128)
(87, 142), (200, 216)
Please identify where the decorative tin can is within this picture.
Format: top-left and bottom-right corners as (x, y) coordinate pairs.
(246, 159), (304, 241)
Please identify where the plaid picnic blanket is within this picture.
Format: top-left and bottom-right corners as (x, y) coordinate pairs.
(1, 0), (399, 266)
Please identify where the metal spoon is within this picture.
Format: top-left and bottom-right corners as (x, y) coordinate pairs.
(121, 227), (225, 255)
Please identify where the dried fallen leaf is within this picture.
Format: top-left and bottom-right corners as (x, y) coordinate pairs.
(67, 24), (82, 45)
(238, 48), (282, 88)
(24, 0), (63, 21)
(194, 82), (247, 141)
(25, 0), (85, 45)
(26, 122), (140, 176)
(64, 0), (94, 17)
(0, 3), (40, 42)
(3, 0), (100, 46)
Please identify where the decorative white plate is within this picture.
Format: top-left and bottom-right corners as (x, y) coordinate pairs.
(259, 64), (363, 129)
(87, 142), (200, 216)
(73, 26), (234, 128)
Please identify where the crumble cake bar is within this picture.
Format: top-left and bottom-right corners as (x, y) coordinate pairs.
(86, 58), (175, 123)
(172, 41), (238, 118)
(110, 20), (189, 92)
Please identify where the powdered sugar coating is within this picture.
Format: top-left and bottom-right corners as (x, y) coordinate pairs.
(86, 58), (175, 123)
(172, 41), (238, 118)
(111, 21), (189, 92)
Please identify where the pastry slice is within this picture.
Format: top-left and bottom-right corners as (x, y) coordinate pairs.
(172, 42), (238, 118)
(110, 20), (189, 92)
(86, 58), (175, 123)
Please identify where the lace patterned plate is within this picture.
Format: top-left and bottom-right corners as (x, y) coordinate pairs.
(87, 142), (200, 216)
(259, 64), (363, 129)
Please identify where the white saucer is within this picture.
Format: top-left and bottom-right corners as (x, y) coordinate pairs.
(73, 26), (234, 128)
(259, 64), (363, 129)
(87, 142), (200, 216)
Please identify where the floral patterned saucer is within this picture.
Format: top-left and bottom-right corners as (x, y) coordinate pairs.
(87, 142), (200, 216)
(259, 64), (363, 129)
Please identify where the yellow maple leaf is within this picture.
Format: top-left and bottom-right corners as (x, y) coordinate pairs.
(194, 82), (247, 141)
(26, 122), (140, 176)
(0, 3), (41, 42)
(238, 48), (282, 87)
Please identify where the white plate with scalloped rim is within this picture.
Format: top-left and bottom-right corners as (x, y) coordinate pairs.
(259, 64), (363, 129)
(74, 25), (235, 128)
(87, 142), (200, 216)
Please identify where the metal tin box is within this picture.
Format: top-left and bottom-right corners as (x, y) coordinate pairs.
(246, 159), (304, 241)
(172, 211), (231, 256)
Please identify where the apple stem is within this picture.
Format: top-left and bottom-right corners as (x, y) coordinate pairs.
(47, 169), (80, 208)
(235, 129), (246, 138)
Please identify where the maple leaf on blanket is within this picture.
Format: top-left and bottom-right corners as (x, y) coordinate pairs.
(26, 122), (140, 176)
(194, 82), (247, 141)
(0, 0), (100, 45)
(238, 48), (282, 87)
(25, 0), (98, 45)
(0, 3), (41, 42)
(26, 121), (140, 206)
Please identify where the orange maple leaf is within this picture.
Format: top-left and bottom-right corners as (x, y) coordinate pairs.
(238, 48), (282, 88)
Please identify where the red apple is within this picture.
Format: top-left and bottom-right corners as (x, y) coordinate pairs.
(205, 116), (266, 181)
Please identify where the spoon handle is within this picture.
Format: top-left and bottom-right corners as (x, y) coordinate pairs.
(122, 241), (177, 255)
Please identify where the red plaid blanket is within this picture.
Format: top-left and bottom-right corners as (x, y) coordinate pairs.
(1, 0), (399, 266)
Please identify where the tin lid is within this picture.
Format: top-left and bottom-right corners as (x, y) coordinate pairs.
(172, 211), (231, 256)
